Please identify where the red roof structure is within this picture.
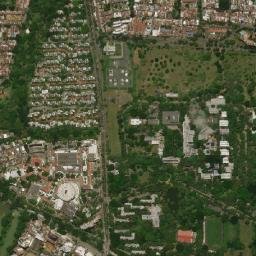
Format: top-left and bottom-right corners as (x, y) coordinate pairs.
(176, 230), (196, 244)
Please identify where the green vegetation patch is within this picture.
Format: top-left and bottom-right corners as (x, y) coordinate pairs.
(0, 0), (15, 10)
(206, 216), (240, 251)
(107, 103), (122, 156)
(219, 0), (230, 10)
(223, 221), (239, 246)
(104, 90), (132, 157)
(135, 44), (256, 102)
(136, 45), (218, 96)
(206, 216), (223, 250)
(0, 210), (20, 256)
(239, 221), (253, 256)
(163, 129), (183, 157)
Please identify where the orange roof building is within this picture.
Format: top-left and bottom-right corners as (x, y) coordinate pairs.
(85, 161), (94, 190)
(176, 230), (197, 244)
(129, 18), (146, 35)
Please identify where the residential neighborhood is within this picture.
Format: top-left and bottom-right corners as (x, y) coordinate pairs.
(93, 0), (256, 37)
(28, 2), (98, 129)
(0, 0), (30, 83)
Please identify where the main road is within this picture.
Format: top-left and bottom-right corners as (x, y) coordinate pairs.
(84, 0), (110, 255)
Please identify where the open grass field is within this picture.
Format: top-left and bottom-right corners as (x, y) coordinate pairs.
(205, 216), (223, 250)
(223, 221), (239, 245)
(104, 89), (132, 157)
(239, 220), (253, 256)
(205, 216), (239, 250)
(225, 252), (242, 256)
(206, 217), (254, 256)
(135, 45), (218, 96)
(134, 44), (256, 97)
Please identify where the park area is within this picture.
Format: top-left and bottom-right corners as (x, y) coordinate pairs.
(134, 44), (256, 99)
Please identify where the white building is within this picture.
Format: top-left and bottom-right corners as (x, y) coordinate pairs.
(130, 118), (143, 126)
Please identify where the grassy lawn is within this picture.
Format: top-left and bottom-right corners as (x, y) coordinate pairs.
(0, 210), (20, 256)
(222, 52), (256, 83)
(102, 56), (112, 87)
(134, 44), (256, 97)
(225, 252), (242, 256)
(0, 203), (10, 234)
(239, 220), (253, 256)
(135, 45), (218, 96)
(223, 221), (239, 247)
(106, 103), (121, 157)
(206, 216), (245, 253)
(104, 89), (132, 157)
(206, 216), (223, 250)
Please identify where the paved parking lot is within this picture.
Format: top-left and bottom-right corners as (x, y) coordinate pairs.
(107, 43), (132, 88)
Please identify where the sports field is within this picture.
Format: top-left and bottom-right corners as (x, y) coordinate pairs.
(205, 216), (239, 250)
(205, 216), (223, 249)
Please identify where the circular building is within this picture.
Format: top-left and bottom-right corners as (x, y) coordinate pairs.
(56, 182), (80, 202)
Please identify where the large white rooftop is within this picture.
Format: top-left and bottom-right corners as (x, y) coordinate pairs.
(56, 182), (80, 202)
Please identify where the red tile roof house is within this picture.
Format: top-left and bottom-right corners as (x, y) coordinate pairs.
(176, 230), (197, 244)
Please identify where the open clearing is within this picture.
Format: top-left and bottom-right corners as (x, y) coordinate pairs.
(135, 45), (256, 97)
(104, 89), (132, 157)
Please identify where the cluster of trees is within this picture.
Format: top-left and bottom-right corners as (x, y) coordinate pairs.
(0, 212), (13, 244)
(219, 0), (230, 10)
(0, 0), (15, 10)
(172, 0), (181, 19)
(28, 126), (99, 142)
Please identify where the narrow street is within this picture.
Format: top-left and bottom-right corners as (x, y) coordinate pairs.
(84, 1), (110, 255)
